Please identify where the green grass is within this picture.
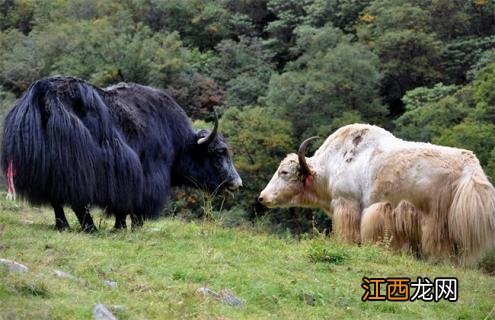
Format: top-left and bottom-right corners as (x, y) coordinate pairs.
(0, 198), (493, 319)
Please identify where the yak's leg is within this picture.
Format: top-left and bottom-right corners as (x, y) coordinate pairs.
(72, 205), (97, 233)
(131, 213), (143, 230)
(114, 213), (127, 230)
(51, 202), (70, 231)
(331, 198), (361, 243)
(360, 202), (392, 244)
(421, 213), (452, 262)
(392, 201), (422, 255)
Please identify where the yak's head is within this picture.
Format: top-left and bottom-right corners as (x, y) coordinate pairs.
(180, 112), (242, 194)
(258, 137), (320, 208)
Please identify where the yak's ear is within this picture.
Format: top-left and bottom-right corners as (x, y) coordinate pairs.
(304, 174), (314, 187)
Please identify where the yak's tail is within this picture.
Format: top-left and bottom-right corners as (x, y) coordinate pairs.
(1, 77), (143, 211)
(1, 79), (76, 204)
(449, 165), (495, 266)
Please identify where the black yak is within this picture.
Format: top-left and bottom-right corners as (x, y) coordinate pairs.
(1, 76), (242, 232)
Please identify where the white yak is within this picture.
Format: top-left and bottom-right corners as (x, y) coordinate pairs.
(258, 124), (495, 265)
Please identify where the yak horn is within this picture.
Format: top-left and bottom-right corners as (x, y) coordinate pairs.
(297, 136), (319, 176)
(197, 110), (219, 145)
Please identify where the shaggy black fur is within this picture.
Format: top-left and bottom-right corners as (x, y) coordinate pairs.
(1, 77), (241, 231)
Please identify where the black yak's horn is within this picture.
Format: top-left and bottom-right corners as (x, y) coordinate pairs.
(297, 136), (319, 176)
(197, 110), (219, 145)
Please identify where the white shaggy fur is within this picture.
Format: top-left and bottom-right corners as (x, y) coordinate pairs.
(259, 124), (495, 265)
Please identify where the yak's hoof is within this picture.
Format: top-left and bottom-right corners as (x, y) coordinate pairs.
(114, 222), (127, 230)
(82, 225), (97, 233)
(55, 225), (70, 232)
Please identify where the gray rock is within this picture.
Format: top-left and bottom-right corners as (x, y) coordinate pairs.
(110, 305), (126, 312)
(104, 280), (117, 289)
(219, 290), (244, 307)
(93, 304), (117, 320)
(196, 287), (244, 307)
(54, 269), (78, 280)
(301, 293), (316, 306)
(196, 287), (220, 298)
(0, 258), (28, 273)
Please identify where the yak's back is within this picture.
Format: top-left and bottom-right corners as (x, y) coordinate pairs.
(103, 82), (193, 142)
(315, 123), (478, 166)
(314, 124), (395, 159)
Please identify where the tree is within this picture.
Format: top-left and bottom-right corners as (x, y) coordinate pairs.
(265, 25), (385, 138)
(394, 62), (495, 180)
(357, 0), (443, 114)
(128, 0), (231, 50)
(0, 0), (34, 34)
(0, 29), (45, 93)
(441, 36), (495, 84)
(263, 0), (306, 66)
(221, 106), (293, 209)
(211, 37), (274, 108)
(303, 0), (372, 32)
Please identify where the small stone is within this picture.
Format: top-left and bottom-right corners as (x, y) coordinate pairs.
(196, 287), (244, 307)
(146, 227), (161, 232)
(219, 290), (244, 307)
(54, 270), (78, 280)
(196, 287), (219, 298)
(104, 280), (117, 289)
(0, 258), (28, 273)
(110, 305), (125, 312)
(301, 293), (316, 306)
(93, 304), (117, 320)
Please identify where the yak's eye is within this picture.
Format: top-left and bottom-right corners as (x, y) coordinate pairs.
(216, 148), (227, 155)
(279, 170), (289, 176)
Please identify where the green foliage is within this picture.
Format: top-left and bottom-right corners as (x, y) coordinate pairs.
(0, 86), (15, 129)
(394, 62), (495, 179)
(467, 49), (495, 81)
(371, 29), (442, 105)
(266, 25), (385, 137)
(425, 0), (495, 40)
(441, 35), (495, 84)
(303, 0), (372, 32)
(263, 0), (374, 65)
(0, 19), (188, 92)
(49, 21), (187, 88)
(358, 1), (433, 110)
(221, 106), (293, 207)
(212, 37), (273, 108)
(0, 29), (45, 92)
(128, 0), (231, 50)
(0, 0), (34, 33)
(401, 83), (459, 111)
(433, 120), (495, 166)
(307, 241), (348, 265)
(317, 111), (364, 137)
(264, 0), (306, 64)
(394, 86), (468, 142)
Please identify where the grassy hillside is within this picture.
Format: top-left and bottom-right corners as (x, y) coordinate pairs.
(0, 197), (493, 320)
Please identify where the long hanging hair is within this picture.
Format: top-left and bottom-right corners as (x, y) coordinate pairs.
(0, 77), (160, 217)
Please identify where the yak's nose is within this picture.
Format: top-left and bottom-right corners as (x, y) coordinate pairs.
(227, 177), (243, 191)
(258, 191), (274, 207)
